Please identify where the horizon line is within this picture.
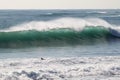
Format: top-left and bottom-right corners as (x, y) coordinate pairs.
(0, 8), (119, 10)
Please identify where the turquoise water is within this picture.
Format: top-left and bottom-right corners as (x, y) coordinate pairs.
(0, 9), (120, 58)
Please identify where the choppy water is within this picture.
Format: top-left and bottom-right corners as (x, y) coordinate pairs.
(0, 9), (120, 58)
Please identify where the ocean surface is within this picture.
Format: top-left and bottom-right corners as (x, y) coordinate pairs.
(0, 9), (120, 58)
(0, 9), (120, 80)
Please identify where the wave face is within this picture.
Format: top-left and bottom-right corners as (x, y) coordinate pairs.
(0, 18), (119, 48)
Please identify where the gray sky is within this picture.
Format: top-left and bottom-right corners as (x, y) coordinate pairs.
(0, 0), (120, 9)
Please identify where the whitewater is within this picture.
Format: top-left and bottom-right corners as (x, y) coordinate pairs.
(0, 56), (120, 80)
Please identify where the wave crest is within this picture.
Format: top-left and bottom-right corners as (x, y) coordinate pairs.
(0, 18), (111, 32)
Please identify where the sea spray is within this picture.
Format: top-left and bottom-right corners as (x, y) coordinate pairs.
(0, 18), (111, 32)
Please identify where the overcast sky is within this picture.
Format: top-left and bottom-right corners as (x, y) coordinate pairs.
(0, 0), (120, 9)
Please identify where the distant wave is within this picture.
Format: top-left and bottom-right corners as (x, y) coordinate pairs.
(39, 12), (69, 16)
(98, 11), (107, 14)
(0, 18), (120, 48)
(87, 11), (107, 14)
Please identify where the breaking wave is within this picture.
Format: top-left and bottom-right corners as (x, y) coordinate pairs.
(0, 18), (120, 48)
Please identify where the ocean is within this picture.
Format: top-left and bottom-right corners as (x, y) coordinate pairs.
(0, 9), (120, 80)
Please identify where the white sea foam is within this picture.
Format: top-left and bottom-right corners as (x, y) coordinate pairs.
(0, 18), (112, 32)
(0, 56), (120, 80)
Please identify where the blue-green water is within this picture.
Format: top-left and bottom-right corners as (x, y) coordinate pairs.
(0, 9), (120, 58)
